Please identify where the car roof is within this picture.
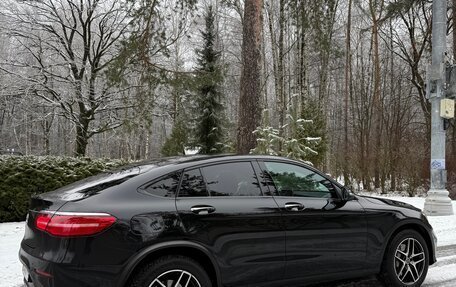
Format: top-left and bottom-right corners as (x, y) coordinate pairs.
(133, 154), (313, 170)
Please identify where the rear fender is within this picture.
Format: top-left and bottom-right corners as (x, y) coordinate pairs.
(117, 240), (222, 287)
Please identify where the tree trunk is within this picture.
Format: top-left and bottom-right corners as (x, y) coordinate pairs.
(298, 2), (309, 116)
(370, 0), (384, 192)
(75, 124), (89, 157)
(344, 0), (352, 187)
(43, 118), (51, 155)
(237, 0), (263, 154)
(278, 0), (286, 137)
(266, 2), (280, 125)
(74, 100), (90, 157)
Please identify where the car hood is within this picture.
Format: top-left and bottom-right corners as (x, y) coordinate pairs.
(357, 195), (422, 212)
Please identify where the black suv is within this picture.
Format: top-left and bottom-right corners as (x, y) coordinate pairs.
(19, 155), (436, 287)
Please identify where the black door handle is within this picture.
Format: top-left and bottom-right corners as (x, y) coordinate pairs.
(284, 202), (305, 211)
(190, 205), (216, 215)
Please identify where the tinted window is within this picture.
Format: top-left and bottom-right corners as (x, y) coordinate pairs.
(201, 162), (262, 196)
(179, 169), (209, 197)
(45, 164), (157, 201)
(264, 162), (335, 198)
(143, 172), (181, 197)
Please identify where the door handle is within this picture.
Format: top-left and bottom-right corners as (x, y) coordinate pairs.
(190, 205), (216, 215)
(284, 202), (304, 211)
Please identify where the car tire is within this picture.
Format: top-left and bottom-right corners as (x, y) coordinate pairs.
(379, 229), (429, 287)
(128, 255), (212, 287)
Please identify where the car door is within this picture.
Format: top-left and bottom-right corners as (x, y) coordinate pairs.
(259, 160), (367, 280)
(175, 160), (286, 287)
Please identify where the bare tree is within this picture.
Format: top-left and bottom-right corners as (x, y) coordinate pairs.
(388, 0), (432, 131)
(342, 0), (353, 186)
(369, 0), (385, 192)
(0, 0), (132, 156)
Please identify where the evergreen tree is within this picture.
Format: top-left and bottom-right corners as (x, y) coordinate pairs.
(251, 108), (321, 165)
(161, 73), (193, 157)
(298, 99), (327, 166)
(161, 117), (189, 156)
(193, 5), (225, 154)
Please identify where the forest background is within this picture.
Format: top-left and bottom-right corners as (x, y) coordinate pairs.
(0, 0), (454, 199)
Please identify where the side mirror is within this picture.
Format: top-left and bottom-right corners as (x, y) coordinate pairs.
(341, 187), (355, 201)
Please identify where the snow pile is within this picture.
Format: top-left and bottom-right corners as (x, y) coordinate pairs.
(0, 222), (25, 287)
(425, 265), (456, 286)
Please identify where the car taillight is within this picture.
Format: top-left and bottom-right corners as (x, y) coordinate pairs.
(35, 211), (116, 237)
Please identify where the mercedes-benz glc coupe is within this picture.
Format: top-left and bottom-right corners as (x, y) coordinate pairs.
(19, 155), (436, 287)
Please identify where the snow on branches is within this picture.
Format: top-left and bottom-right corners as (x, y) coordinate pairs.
(250, 109), (321, 164)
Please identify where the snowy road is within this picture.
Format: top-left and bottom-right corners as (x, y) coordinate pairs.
(0, 196), (455, 287)
(309, 244), (456, 287)
(422, 245), (456, 287)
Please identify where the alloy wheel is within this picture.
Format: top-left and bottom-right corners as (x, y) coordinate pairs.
(394, 237), (426, 285)
(149, 269), (202, 287)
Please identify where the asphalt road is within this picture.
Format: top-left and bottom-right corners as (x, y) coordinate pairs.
(309, 245), (456, 287)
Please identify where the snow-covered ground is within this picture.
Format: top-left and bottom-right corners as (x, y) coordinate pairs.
(0, 222), (25, 287)
(0, 196), (455, 287)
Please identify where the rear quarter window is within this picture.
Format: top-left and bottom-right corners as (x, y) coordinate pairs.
(141, 172), (182, 198)
(178, 169), (209, 197)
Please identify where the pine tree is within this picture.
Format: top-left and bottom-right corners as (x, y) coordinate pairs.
(237, 0), (263, 154)
(251, 108), (321, 165)
(161, 118), (189, 156)
(193, 5), (225, 154)
(161, 73), (193, 157)
(298, 99), (327, 166)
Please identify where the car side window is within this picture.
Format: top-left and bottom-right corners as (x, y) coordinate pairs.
(201, 162), (262, 196)
(178, 169), (209, 197)
(264, 162), (335, 198)
(142, 172), (181, 197)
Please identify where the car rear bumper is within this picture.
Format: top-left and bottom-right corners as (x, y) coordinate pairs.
(19, 247), (124, 287)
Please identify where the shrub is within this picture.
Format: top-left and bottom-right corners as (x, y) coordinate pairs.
(0, 156), (127, 222)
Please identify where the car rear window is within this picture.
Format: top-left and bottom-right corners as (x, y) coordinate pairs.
(44, 164), (156, 201)
(141, 172), (182, 197)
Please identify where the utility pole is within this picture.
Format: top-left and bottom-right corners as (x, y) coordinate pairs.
(423, 0), (454, 216)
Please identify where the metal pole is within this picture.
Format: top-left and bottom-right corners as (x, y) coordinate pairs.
(423, 0), (454, 216)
